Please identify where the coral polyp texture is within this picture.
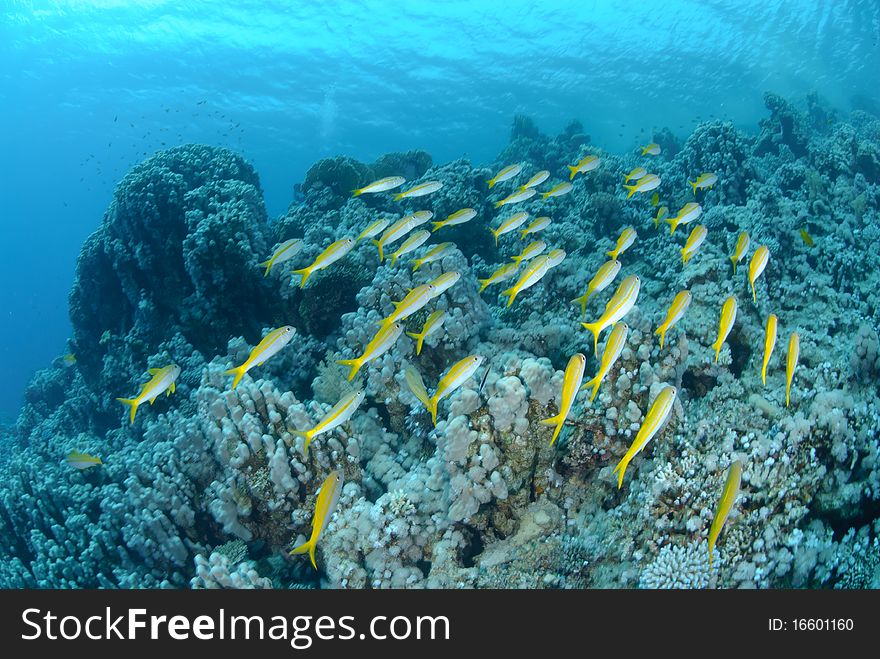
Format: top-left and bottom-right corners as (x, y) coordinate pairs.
(3, 92), (880, 589)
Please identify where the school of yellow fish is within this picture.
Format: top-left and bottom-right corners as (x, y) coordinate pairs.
(86, 144), (808, 574)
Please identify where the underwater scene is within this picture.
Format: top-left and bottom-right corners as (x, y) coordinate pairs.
(2, 1), (880, 589)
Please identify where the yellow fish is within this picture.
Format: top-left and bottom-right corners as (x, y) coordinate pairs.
(495, 187), (536, 208)
(290, 470), (344, 569)
(478, 262), (519, 293)
(352, 176), (405, 196)
(761, 313), (777, 386)
(568, 156), (600, 180)
(117, 363), (182, 423)
(786, 332), (800, 407)
(799, 227), (814, 248)
(665, 202), (702, 235)
(652, 206), (668, 229)
(292, 238), (355, 287)
(748, 245), (769, 302)
(540, 353), (586, 446)
(510, 240), (546, 267)
(623, 173), (660, 199)
(571, 259), (621, 316)
(681, 225), (708, 265)
(378, 284), (436, 330)
(406, 355), (484, 425)
(292, 389), (366, 455)
(500, 250), (565, 307)
(520, 216), (551, 239)
(490, 212), (530, 246)
(654, 290), (692, 349)
(393, 180), (443, 201)
(406, 309), (447, 355)
(356, 218), (391, 243)
(651, 192), (660, 207)
(711, 296), (737, 363)
(487, 164), (522, 188)
(581, 322), (628, 403)
(708, 460), (742, 567)
(729, 231), (750, 276)
(258, 239), (302, 276)
(624, 167), (647, 183)
(582, 274), (641, 356)
(389, 230), (430, 267)
(372, 211), (433, 261)
(640, 143), (661, 156)
(688, 172), (718, 195)
(431, 208), (476, 232)
(607, 226), (636, 259)
(225, 327), (295, 390)
(65, 450), (102, 470)
(337, 322), (404, 381)
(541, 182), (573, 199)
(411, 242), (455, 272)
(62, 353), (77, 367)
(519, 170), (550, 190)
(427, 271), (461, 298)
(612, 384), (676, 489)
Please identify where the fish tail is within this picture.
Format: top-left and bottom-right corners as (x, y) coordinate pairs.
(712, 339), (722, 363)
(390, 253), (399, 267)
(494, 200), (504, 209)
(352, 188), (363, 197)
(392, 192), (405, 201)
(707, 542), (714, 568)
(541, 191), (551, 199)
(681, 248), (690, 265)
(730, 256), (738, 276)
(336, 358), (362, 382)
(655, 324), (667, 349)
(623, 184), (637, 199)
(539, 414), (563, 446)
(411, 259), (423, 272)
(510, 255), (522, 267)
(115, 397), (139, 424)
(580, 374), (602, 403)
(581, 321), (601, 358)
(689, 180), (698, 196)
(520, 227), (529, 239)
(405, 367), (436, 425)
(501, 286), (518, 308)
(750, 280), (757, 303)
(665, 217), (678, 234)
(258, 258), (274, 276)
(224, 365), (247, 390)
(612, 455), (630, 490)
(761, 363), (768, 386)
(487, 178), (497, 189)
(786, 382), (791, 408)
(289, 537), (318, 570)
(571, 291), (590, 317)
(291, 266), (313, 288)
(640, 147), (648, 155)
(291, 430), (314, 455)
(406, 331), (426, 355)
(607, 248), (619, 259)
(491, 228), (500, 246)
(477, 278), (490, 293)
(431, 221), (443, 233)
(370, 239), (384, 262)
(567, 165), (578, 180)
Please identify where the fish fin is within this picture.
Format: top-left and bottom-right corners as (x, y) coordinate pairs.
(291, 267), (312, 288)
(539, 414), (563, 446)
(258, 259), (273, 276)
(510, 255), (522, 267)
(567, 165), (577, 180)
(390, 253), (399, 267)
(289, 538), (318, 570)
(370, 239), (384, 262)
(612, 456), (629, 489)
(750, 281), (757, 303)
(665, 217), (678, 234)
(477, 278), (490, 293)
(291, 430), (314, 455)
(170, 382), (175, 394)
(406, 331), (426, 356)
(761, 364), (767, 386)
(711, 340), (722, 363)
(655, 325), (667, 349)
(581, 321), (601, 358)
(580, 374), (602, 403)
(730, 256), (737, 275)
(392, 192), (405, 201)
(640, 147), (648, 155)
(336, 359), (362, 382)
(606, 248), (618, 259)
(623, 184), (637, 199)
(487, 178), (496, 189)
(404, 365), (436, 424)
(115, 397), (139, 424)
(500, 286), (517, 308)
(689, 180), (698, 195)
(224, 365), (247, 390)
(352, 188), (363, 197)
(541, 191), (551, 199)
(571, 291), (590, 316)
(431, 221), (443, 233)
(490, 228), (500, 246)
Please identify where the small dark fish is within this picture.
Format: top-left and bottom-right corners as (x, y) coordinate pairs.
(114, 115), (117, 122)
(479, 366), (491, 394)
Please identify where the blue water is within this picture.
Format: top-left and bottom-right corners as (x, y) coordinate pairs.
(1, 0), (878, 418)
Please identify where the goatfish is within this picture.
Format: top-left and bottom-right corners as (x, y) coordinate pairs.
(681, 225), (708, 265)
(356, 218), (391, 243)
(612, 385), (676, 489)
(800, 228), (814, 248)
(65, 450), (102, 470)
(406, 355), (484, 426)
(519, 170), (550, 190)
(500, 250), (565, 308)
(540, 353), (586, 446)
(652, 206), (669, 229)
(711, 296), (737, 363)
(761, 313), (778, 386)
(478, 262), (519, 293)
(432, 208), (476, 232)
(117, 363), (182, 422)
(624, 167), (647, 183)
(623, 173), (660, 199)
(582, 275), (641, 356)
(487, 164), (522, 188)
(511, 240), (546, 267)
(581, 322), (628, 403)
(541, 182), (573, 199)
(289, 470), (344, 570)
(665, 202), (702, 235)
(372, 211), (433, 261)
(729, 231), (750, 276)
(225, 327), (294, 390)
(352, 176), (405, 196)
(292, 238), (355, 287)
(495, 187), (536, 208)
(491, 212), (530, 245)
(688, 172), (718, 195)
(258, 239), (302, 276)
(655, 290), (692, 349)
(427, 271), (461, 297)
(379, 284), (436, 330)
(708, 460), (742, 567)
(337, 322), (404, 381)
(388, 230), (430, 267)
(786, 332), (800, 407)
(571, 259), (621, 316)
(393, 180), (443, 201)
(406, 309), (447, 355)
(568, 156), (600, 179)
(607, 226), (636, 260)
(411, 242), (455, 272)
(520, 216), (551, 239)
(293, 389), (366, 455)
(748, 245), (769, 302)
(641, 143), (661, 156)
